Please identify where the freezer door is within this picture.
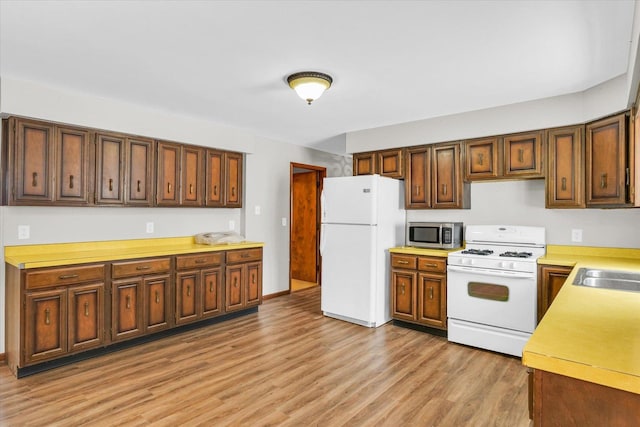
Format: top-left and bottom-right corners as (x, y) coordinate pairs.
(321, 223), (378, 326)
(322, 175), (378, 225)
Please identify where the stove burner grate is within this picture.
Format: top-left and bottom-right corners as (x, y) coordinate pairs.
(461, 249), (494, 256)
(499, 251), (533, 258)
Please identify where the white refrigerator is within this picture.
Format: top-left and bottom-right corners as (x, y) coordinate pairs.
(320, 174), (405, 327)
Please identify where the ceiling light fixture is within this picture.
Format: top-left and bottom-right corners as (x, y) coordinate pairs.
(287, 71), (333, 105)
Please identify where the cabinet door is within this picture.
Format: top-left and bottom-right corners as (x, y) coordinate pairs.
(546, 126), (584, 208)
(205, 149), (225, 207)
(391, 269), (416, 322)
(586, 114), (628, 206)
(377, 149), (404, 179)
(464, 137), (500, 181)
(24, 289), (67, 364)
(225, 264), (245, 312)
(68, 283), (104, 352)
(538, 265), (573, 322)
(126, 137), (154, 206)
(95, 133), (125, 205)
(405, 146), (431, 209)
(144, 274), (171, 333)
(432, 143), (468, 209)
(176, 270), (199, 325)
(245, 262), (262, 307)
(503, 131), (544, 178)
(12, 118), (55, 204)
(417, 273), (447, 329)
(111, 278), (143, 341)
(181, 146), (204, 206)
(225, 152), (243, 207)
(202, 267), (223, 318)
(353, 152), (376, 176)
(156, 141), (181, 206)
(55, 126), (92, 205)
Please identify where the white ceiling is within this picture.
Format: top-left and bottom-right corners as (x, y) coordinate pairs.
(0, 1), (636, 153)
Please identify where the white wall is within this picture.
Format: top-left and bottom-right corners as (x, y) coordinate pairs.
(0, 77), (350, 354)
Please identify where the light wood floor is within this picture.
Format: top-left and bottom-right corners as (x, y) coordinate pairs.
(291, 278), (318, 292)
(0, 287), (531, 426)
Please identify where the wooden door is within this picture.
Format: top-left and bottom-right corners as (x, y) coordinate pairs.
(417, 273), (446, 329)
(95, 133), (125, 205)
(225, 264), (244, 312)
(144, 274), (171, 333)
(202, 267), (223, 318)
(503, 131), (544, 178)
(538, 265), (573, 322)
(176, 270), (199, 325)
(405, 146), (431, 208)
(464, 137), (500, 180)
(586, 113), (628, 206)
(245, 262), (262, 307)
(205, 149), (225, 207)
(391, 269), (416, 322)
(432, 143), (467, 208)
(291, 171), (318, 283)
(225, 152), (243, 207)
(12, 118), (55, 204)
(546, 126), (584, 208)
(68, 283), (104, 352)
(377, 148), (404, 178)
(111, 278), (143, 341)
(156, 141), (181, 206)
(24, 289), (67, 364)
(126, 137), (154, 206)
(55, 126), (92, 205)
(181, 146), (204, 206)
(353, 152), (376, 175)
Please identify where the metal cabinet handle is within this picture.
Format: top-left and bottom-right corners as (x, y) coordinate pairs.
(233, 277), (238, 287)
(126, 295), (131, 309)
(600, 173), (607, 189)
(241, 253), (251, 258)
(213, 184), (217, 196)
(518, 148), (524, 163)
(32, 172), (38, 187)
(252, 274), (256, 284)
(424, 263), (437, 268)
(415, 185), (420, 195)
(478, 153), (484, 165)
(561, 177), (567, 191)
(136, 266), (151, 271)
(231, 187), (236, 197)
(137, 180), (141, 193)
(186, 285), (191, 297)
(429, 286), (434, 300)
(44, 308), (50, 325)
(397, 260), (409, 265)
(442, 183), (447, 195)
(109, 178), (113, 191)
(400, 283), (405, 295)
(155, 290), (160, 304)
(69, 175), (74, 189)
(84, 301), (90, 317)
(59, 274), (79, 280)
(189, 184), (194, 195)
(195, 259), (206, 264)
(209, 280), (214, 293)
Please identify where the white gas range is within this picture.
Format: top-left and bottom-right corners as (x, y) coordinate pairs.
(447, 225), (546, 357)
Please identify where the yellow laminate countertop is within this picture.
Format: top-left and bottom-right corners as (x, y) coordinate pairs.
(389, 246), (459, 257)
(524, 245), (640, 394)
(5, 237), (265, 269)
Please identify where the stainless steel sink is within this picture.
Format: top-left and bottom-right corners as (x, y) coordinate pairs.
(573, 268), (640, 293)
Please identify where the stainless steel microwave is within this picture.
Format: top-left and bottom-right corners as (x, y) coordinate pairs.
(406, 222), (463, 249)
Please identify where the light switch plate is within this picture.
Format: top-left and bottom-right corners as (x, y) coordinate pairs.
(18, 225), (30, 240)
(146, 222), (154, 233)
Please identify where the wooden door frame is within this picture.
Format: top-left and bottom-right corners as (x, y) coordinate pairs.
(289, 163), (326, 293)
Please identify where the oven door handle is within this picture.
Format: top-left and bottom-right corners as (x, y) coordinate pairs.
(447, 265), (533, 279)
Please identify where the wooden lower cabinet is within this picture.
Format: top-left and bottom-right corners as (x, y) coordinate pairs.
(175, 252), (224, 325)
(537, 264), (573, 322)
(225, 248), (263, 312)
(391, 254), (447, 330)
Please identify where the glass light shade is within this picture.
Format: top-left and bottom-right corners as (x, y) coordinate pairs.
(287, 72), (333, 105)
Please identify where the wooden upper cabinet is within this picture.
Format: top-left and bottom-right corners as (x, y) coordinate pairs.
(377, 148), (404, 179)
(405, 146), (431, 209)
(546, 126), (585, 208)
(353, 152), (376, 176)
(464, 137), (500, 181)
(125, 137), (154, 206)
(503, 131), (544, 178)
(432, 142), (469, 209)
(225, 151), (243, 208)
(95, 133), (125, 205)
(10, 118), (55, 204)
(586, 113), (628, 207)
(181, 145), (204, 206)
(55, 126), (92, 205)
(156, 141), (181, 206)
(205, 149), (225, 207)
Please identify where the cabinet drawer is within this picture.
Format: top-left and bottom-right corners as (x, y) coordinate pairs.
(25, 264), (106, 290)
(418, 256), (447, 273)
(112, 258), (171, 278)
(176, 252), (223, 270)
(226, 248), (262, 264)
(391, 254), (417, 269)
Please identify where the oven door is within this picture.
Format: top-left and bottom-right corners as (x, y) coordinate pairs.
(447, 265), (537, 333)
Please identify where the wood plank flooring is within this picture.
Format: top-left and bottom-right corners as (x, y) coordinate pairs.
(0, 287), (531, 426)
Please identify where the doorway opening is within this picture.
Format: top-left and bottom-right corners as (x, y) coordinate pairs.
(290, 163), (326, 292)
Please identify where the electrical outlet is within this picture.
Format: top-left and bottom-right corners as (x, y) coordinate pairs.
(254, 205), (261, 215)
(571, 229), (583, 243)
(18, 225), (30, 240)
(146, 222), (154, 233)
(281, 217), (287, 227)
(229, 220), (235, 231)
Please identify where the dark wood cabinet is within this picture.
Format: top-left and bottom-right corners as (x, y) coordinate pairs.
(125, 137), (154, 206)
(405, 146), (431, 208)
(503, 131), (545, 179)
(95, 132), (125, 205)
(143, 274), (171, 333)
(181, 145), (204, 206)
(432, 142), (469, 209)
(55, 126), (93, 205)
(225, 151), (243, 208)
(24, 289), (67, 365)
(353, 152), (377, 176)
(585, 113), (629, 206)
(546, 126), (584, 208)
(156, 141), (181, 206)
(391, 253), (447, 330)
(464, 137), (500, 180)
(68, 283), (105, 352)
(537, 264), (573, 322)
(175, 252), (224, 325)
(353, 149), (404, 179)
(205, 149), (225, 207)
(225, 248), (263, 312)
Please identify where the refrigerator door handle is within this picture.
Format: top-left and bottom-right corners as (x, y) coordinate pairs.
(319, 224), (326, 256)
(320, 190), (326, 222)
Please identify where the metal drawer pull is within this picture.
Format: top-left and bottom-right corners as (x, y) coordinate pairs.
(44, 308), (50, 325)
(400, 283), (405, 295)
(442, 183), (447, 195)
(561, 177), (567, 191)
(32, 172), (38, 187)
(59, 274), (79, 280)
(424, 263), (438, 268)
(397, 260), (409, 265)
(167, 183), (172, 194)
(84, 301), (89, 317)
(429, 286), (434, 300)
(69, 175), (74, 189)
(155, 290), (160, 304)
(241, 253), (251, 258)
(478, 153), (484, 165)
(187, 285), (191, 297)
(600, 173), (607, 189)
(518, 148), (524, 163)
(109, 178), (113, 191)
(137, 180), (141, 193)
(195, 259), (206, 264)
(136, 266), (151, 271)
(126, 295), (131, 309)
